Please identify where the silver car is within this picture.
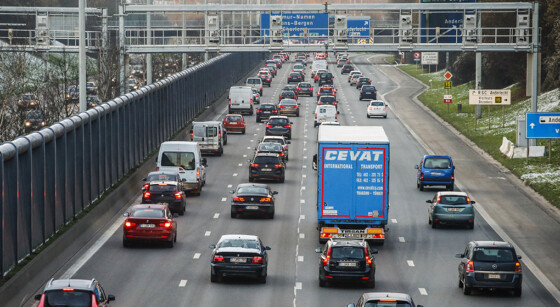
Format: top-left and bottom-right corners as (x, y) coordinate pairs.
(366, 100), (387, 118)
(278, 99), (300, 117)
(251, 88), (261, 104)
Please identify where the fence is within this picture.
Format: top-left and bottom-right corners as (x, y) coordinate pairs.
(0, 51), (265, 276)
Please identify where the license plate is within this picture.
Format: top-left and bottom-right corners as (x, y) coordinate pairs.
(448, 208), (461, 212)
(230, 121), (237, 125)
(339, 262), (357, 267)
(140, 224), (155, 228)
(232, 103), (239, 106)
(262, 168), (272, 171)
(366, 92), (372, 94)
(231, 257), (245, 263)
(488, 274), (501, 279)
(263, 111), (270, 114)
(246, 205), (259, 210)
(431, 172), (442, 175)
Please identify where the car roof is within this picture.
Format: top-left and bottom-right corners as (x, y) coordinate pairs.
(361, 292), (413, 303)
(44, 279), (96, 292)
(471, 241), (513, 248)
(147, 171), (179, 176)
(219, 234), (259, 241)
(237, 183), (269, 189)
(436, 191), (468, 197)
(131, 204), (167, 210)
(269, 115), (289, 119)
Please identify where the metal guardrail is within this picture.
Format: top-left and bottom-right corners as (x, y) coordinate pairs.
(0, 51), (264, 276)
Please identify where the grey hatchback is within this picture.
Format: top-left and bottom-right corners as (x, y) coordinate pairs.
(427, 191), (475, 229)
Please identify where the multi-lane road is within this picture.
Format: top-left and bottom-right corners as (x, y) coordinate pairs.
(11, 53), (560, 307)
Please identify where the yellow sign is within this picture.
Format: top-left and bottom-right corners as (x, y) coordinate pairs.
(444, 81), (452, 89)
(495, 96), (502, 104)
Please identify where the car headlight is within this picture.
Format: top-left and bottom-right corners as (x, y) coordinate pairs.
(25, 122), (31, 127)
(41, 121), (46, 126)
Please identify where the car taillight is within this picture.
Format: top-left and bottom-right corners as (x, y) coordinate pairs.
(317, 102), (323, 105)
(515, 261), (522, 273)
(250, 99), (253, 104)
(190, 131), (194, 138)
(315, 114), (317, 119)
(174, 192), (182, 199)
(233, 196), (246, 202)
(158, 183), (168, 186)
(272, 110), (278, 113)
(252, 256), (263, 264)
(279, 105), (285, 108)
(159, 221), (172, 228)
(322, 248), (331, 266)
(266, 124), (272, 128)
(292, 106), (298, 109)
(364, 248), (373, 267)
(125, 220), (135, 228)
(451, 174), (455, 180)
(420, 173), (425, 180)
(466, 197), (471, 203)
(466, 260), (474, 272)
(213, 255), (225, 263)
(143, 191), (151, 198)
(333, 102), (337, 105)
(284, 125), (291, 128)
(250, 163), (259, 167)
(257, 109), (262, 113)
(297, 87), (301, 91)
(274, 164), (283, 168)
(259, 197), (271, 202)
(143, 183), (149, 190)
(335, 114), (338, 119)
(279, 152), (285, 157)
(228, 99), (231, 104)
(383, 107), (386, 111)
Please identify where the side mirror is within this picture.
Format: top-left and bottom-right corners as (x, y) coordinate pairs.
(247, 159), (251, 163)
(141, 186), (146, 192)
(229, 189), (235, 194)
(254, 147), (257, 151)
(290, 122), (294, 124)
(315, 248), (322, 253)
(265, 246), (271, 250)
(470, 200), (476, 204)
(337, 111), (340, 114)
(371, 248), (379, 254)
(518, 255), (523, 260)
(415, 165), (419, 169)
(142, 177), (147, 181)
(348, 304), (356, 307)
(123, 212), (130, 217)
(286, 141), (291, 144)
(202, 158), (208, 167)
(272, 191), (279, 195)
(173, 213), (179, 218)
(426, 200), (432, 204)
(455, 253), (463, 258)
(34, 294), (42, 301)
(209, 244), (216, 249)
(107, 295), (116, 302)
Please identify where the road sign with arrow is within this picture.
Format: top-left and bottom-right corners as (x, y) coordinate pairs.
(526, 112), (560, 139)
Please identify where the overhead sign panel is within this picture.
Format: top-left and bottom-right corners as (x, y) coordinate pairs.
(419, 0), (476, 43)
(347, 17), (370, 39)
(526, 112), (560, 139)
(261, 13), (328, 39)
(469, 89), (511, 105)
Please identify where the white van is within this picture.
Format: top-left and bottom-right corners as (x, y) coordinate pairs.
(314, 105), (338, 127)
(157, 141), (207, 195)
(311, 60), (328, 78)
(228, 86), (254, 115)
(245, 77), (263, 95)
(190, 121), (226, 156)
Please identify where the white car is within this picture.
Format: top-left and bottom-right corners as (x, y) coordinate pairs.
(348, 70), (361, 82)
(366, 100), (388, 118)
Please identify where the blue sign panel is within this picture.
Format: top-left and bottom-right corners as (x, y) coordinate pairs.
(260, 13), (328, 39)
(526, 112), (560, 139)
(347, 19), (370, 39)
(419, 0), (476, 43)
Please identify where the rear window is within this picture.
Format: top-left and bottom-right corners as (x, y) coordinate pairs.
(439, 195), (469, 205)
(149, 184), (178, 192)
(247, 78), (261, 84)
(146, 173), (178, 181)
(284, 86), (297, 91)
(364, 301), (412, 307)
(132, 209), (165, 218)
(268, 118), (288, 125)
(290, 73), (300, 77)
(423, 157), (451, 169)
(225, 115), (242, 121)
(370, 101), (385, 106)
(160, 151), (195, 170)
(254, 156), (280, 164)
(237, 186), (268, 194)
(473, 248), (516, 262)
(320, 96), (336, 103)
(259, 105), (277, 110)
(263, 139), (284, 145)
(331, 247), (364, 259)
(362, 86), (375, 91)
(44, 290), (92, 307)
(281, 100), (297, 106)
(194, 126), (217, 138)
(359, 77), (369, 81)
(258, 143), (282, 151)
(320, 89), (332, 94)
(218, 239), (260, 249)
(299, 83), (311, 88)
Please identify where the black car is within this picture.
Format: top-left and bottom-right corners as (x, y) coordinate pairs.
(283, 85), (298, 92)
(210, 234), (271, 283)
(230, 183), (278, 218)
(256, 104), (279, 122)
(296, 82), (314, 97)
(318, 72), (334, 86)
(317, 95), (338, 110)
(142, 178), (187, 215)
(265, 116), (292, 139)
(278, 90), (297, 102)
(356, 77), (372, 89)
(341, 64), (354, 74)
(360, 85), (378, 100)
(316, 239), (378, 288)
(254, 142), (287, 163)
(288, 72), (303, 83)
(24, 110), (46, 131)
(456, 241), (522, 296)
(249, 153), (286, 183)
(34, 278), (115, 307)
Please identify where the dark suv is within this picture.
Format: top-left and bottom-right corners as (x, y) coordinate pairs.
(341, 64), (354, 74)
(249, 153), (286, 183)
(256, 104), (279, 122)
(35, 278), (115, 307)
(360, 85), (377, 100)
(265, 116), (292, 139)
(456, 241), (522, 296)
(318, 72), (334, 86)
(142, 179), (187, 215)
(316, 239), (378, 288)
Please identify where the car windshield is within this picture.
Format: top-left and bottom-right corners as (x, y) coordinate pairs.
(247, 78), (260, 84)
(439, 195), (469, 205)
(260, 105), (276, 110)
(147, 173), (178, 181)
(218, 239), (260, 249)
(254, 156), (280, 164)
(149, 184), (178, 192)
(44, 290), (92, 307)
(22, 94), (35, 100)
(237, 186), (268, 194)
(472, 247), (516, 262)
(320, 97), (336, 103)
(331, 247), (365, 259)
(424, 157), (451, 169)
(268, 118), (288, 125)
(26, 112), (42, 120)
(160, 151), (195, 170)
(259, 143), (282, 152)
(131, 208), (165, 218)
(225, 116), (242, 121)
(364, 301), (412, 307)
(370, 101), (385, 106)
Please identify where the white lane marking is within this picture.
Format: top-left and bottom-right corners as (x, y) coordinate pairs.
(246, 147), (251, 149)
(243, 154), (247, 158)
(419, 288), (428, 296)
(303, 148), (307, 151)
(178, 280), (188, 287)
(299, 233), (305, 239)
(193, 253), (201, 259)
(298, 256), (304, 262)
(233, 173), (238, 177)
(213, 213), (220, 219)
(391, 218), (398, 224)
(250, 139), (255, 142)
(300, 215), (305, 220)
(295, 282), (302, 290)
(238, 163), (242, 166)
(61, 215), (124, 279)
(253, 133), (258, 136)
(221, 197), (227, 202)
(301, 186), (306, 190)
(303, 156), (307, 159)
(227, 184), (232, 188)
(399, 237), (406, 243)
(205, 231), (211, 236)
(256, 128), (260, 131)
(300, 199), (305, 204)
(303, 165), (307, 169)
(407, 260), (415, 267)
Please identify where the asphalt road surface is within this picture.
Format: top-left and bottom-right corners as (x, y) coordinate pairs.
(16, 53), (560, 307)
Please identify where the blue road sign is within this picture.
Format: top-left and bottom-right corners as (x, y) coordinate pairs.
(260, 13), (328, 39)
(526, 112), (560, 139)
(347, 18), (370, 39)
(419, 0), (476, 44)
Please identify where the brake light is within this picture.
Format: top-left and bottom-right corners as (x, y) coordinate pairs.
(437, 196), (441, 203)
(284, 125), (291, 128)
(297, 87), (301, 91)
(228, 98), (231, 104)
(124, 221), (135, 228)
(466, 260), (474, 272)
(279, 105), (285, 108)
(420, 173), (425, 180)
(190, 131), (193, 138)
(213, 255), (225, 263)
(174, 192), (182, 199)
(143, 183), (149, 190)
(250, 99), (253, 104)
(383, 107), (386, 111)
(233, 196), (246, 202)
(315, 114), (317, 119)
(250, 163), (259, 167)
(158, 183), (167, 186)
(274, 164), (283, 168)
(317, 102), (323, 105)
(451, 174), (455, 180)
(515, 261), (522, 273)
(143, 191), (151, 198)
(466, 197), (471, 203)
(333, 102), (337, 105)
(159, 222), (172, 228)
(257, 109), (262, 113)
(252, 256), (263, 264)
(266, 124), (272, 128)
(279, 152), (284, 157)
(335, 114), (338, 119)
(322, 248), (331, 266)
(272, 110), (278, 113)
(62, 288), (75, 292)
(364, 248), (373, 267)
(259, 197), (272, 202)
(292, 106), (298, 109)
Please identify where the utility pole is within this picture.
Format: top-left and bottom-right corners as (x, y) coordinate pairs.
(79, 0), (86, 112)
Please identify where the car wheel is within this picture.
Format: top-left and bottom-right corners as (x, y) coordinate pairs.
(419, 183), (424, 191)
(174, 230), (177, 242)
(279, 176), (285, 183)
(218, 147), (223, 156)
(242, 129), (246, 134)
(367, 276), (376, 288)
(224, 138), (227, 145)
(123, 239), (130, 248)
(257, 275), (267, 284)
(384, 115), (387, 118)
(211, 273), (220, 283)
(296, 112), (299, 117)
(462, 281), (472, 295)
(431, 220), (437, 229)
(428, 216), (432, 225)
(167, 238), (174, 248)
(513, 287), (522, 297)
(319, 279), (328, 288)
(467, 222), (474, 229)
(268, 211), (275, 219)
(367, 114), (370, 118)
(231, 210), (237, 218)
(179, 204), (185, 216)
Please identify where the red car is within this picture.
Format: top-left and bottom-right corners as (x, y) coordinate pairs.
(122, 204), (178, 248)
(222, 114), (246, 134)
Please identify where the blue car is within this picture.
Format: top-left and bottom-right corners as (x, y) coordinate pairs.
(416, 155), (455, 191)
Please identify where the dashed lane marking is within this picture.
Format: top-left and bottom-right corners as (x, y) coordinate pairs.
(243, 154), (247, 158)
(221, 197), (227, 202)
(407, 260), (415, 267)
(295, 282), (302, 290)
(238, 163), (242, 166)
(298, 256), (304, 262)
(205, 231), (211, 236)
(233, 173), (238, 177)
(178, 280), (188, 287)
(399, 237), (406, 243)
(193, 253), (201, 259)
(299, 233), (305, 239)
(300, 199), (305, 203)
(391, 218), (398, 224)
(419, 288), (428, 296)
(213, 213), (220, 219)
(227, 184), (232, 188)
(300, 215), (305, 220)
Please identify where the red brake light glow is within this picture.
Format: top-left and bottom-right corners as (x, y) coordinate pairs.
(515, 261), (522, 273)
(62, 288), (74, 292)
(213, 255), (225, 263)
(160, 222), (172, 228)
(252, 257), (263, 264)
(364, 247), (373, 267)
(233, 197), (246, 202)
(250, 163), (259, 167)
(284, 125), (291, 128)
(274, 164), (283, 168)
(143, 191), (151, 198)
(174, 192), (182, 199)
(125, 221), (135, 228)
(259, 197), (271, 202)
(466, 260), (474, 272)
(322, 248), (331, 266)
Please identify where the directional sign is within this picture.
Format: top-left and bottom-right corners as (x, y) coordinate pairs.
(444, 94), (452, 103)
(526, 112), (560, 139)
(261, 13), (328, 39)
(419, 0), (476, 43)
(347, 17), (370, 39)
(421, 52), (438, 65)
(468, 89), (511, 105)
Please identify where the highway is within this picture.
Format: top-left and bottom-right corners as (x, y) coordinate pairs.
(15, 53), (559, 307)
